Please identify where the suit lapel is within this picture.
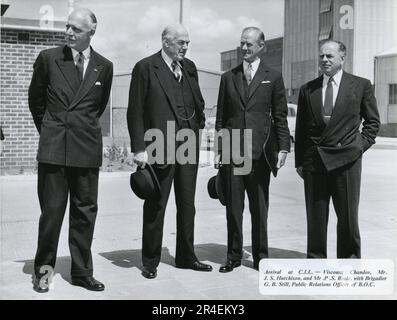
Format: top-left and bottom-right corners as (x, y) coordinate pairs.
(232, 64), (247, 109)
(320, 72), (355, 140)
(70, 49), (103, 109)
(55, 46), (80, 95)
(247, 60), (269, 101)
(309, 76), (326, 127)
(153, 52), (181, 125)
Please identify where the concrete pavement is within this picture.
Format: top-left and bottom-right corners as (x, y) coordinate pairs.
(0, 145), (397, 300)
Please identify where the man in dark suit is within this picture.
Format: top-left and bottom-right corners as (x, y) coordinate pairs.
(215, 27), (290, 272)
(295, 40), (380, 258)
(127, 24), (212, 279)
(28, 8), (113, 292)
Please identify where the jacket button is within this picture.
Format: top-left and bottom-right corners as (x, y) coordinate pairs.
(337, 143), (342, 147)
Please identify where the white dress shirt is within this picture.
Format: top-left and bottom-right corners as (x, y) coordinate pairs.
(243, 58), (260, 79)
(322, 69), (343, 107)
(161, 49), (182, 79)
(71, 47), (91, 79)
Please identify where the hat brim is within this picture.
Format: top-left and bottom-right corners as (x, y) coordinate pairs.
(215, 170), (226, 206)
(145, 164), (161, 199)
(207, 170), (226, 206)
(130, 164), (161, 200)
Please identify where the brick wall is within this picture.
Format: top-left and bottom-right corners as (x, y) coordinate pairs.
(0, 28), (65, 174)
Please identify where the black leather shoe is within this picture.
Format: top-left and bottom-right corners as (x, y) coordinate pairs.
(176, 261), (213, 272)
(142, 268), (157, 279)
(33, 276), (49, 293)
(219, 260), (241, 273)
(71, 276), (105, 291)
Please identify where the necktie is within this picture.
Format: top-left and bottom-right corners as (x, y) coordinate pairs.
(245, 63), (252, 85)
(171, 61), (181, 82)
(76, 52), (85, 83)
(323, 76), (334, 121)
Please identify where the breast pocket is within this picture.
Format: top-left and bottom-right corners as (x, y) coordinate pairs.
(255, 83), (272, 101)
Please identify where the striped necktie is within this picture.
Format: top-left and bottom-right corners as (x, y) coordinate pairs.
(171, 61), (182, 82)
(245, 63), (252, 85)
(323, 76), (334, 122)
(76, 52), (85, 83)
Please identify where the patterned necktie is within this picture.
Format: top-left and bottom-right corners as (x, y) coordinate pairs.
(171, 61), (182, 82)
(323, 76), (334, 120)
(245, 63), (252, 85)
(76, 52), (85, 83)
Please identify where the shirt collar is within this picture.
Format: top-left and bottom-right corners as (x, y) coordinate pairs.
(243, 58), (260, 72)
(71, 47), (91, 61)
(324, 69), (343, 87)
(161, 49), (182, 69)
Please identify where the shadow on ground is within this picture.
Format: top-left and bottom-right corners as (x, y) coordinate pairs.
(98, 243), (306, 271)
(17, 245), (305, 282)
(18, 256), (73, 285)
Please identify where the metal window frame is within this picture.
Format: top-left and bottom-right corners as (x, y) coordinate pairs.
(320, 0), (332, 14)
(319, 24), (333, 41)
(390, 84), (397, 105)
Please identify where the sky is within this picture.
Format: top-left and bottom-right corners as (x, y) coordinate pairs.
(5, 0), (285, 73)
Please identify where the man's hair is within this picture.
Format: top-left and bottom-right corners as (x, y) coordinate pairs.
(321, 39), (347, 56)
(161, 24), (187, 42)
(70, 8), (97, 31)
(88, 11), (97, 26)
(242, 26), (265, 43)
(86, 9), (97, 31)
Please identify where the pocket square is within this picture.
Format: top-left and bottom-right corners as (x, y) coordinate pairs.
(95, 81), (102, 86)
(261, 80), (271, 84)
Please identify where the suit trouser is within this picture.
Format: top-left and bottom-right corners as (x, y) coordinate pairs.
(223, 157), (271, 265)
(34, 163), (99, 277)
(142, 162), (199, 269)
(303, 157), (362, 259)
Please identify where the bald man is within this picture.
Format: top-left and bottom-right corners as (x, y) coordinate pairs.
(127, 24), (212, 279)
(29, 8), (113, 292)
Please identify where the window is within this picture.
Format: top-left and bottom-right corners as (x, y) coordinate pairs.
(390, 84), (397, 104)
(320, 0), (332, 13)
(319, 25), (333, 41)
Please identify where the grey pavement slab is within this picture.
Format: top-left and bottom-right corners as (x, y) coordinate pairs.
(0, 149), (396, 300)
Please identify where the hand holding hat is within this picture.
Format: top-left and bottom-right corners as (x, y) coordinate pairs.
(130, 163), (161, 200)
(133, 151), (148, 168)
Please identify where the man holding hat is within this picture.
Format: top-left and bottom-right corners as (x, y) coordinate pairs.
(127, 24), (212, 279)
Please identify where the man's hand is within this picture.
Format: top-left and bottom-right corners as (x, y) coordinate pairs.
(296, 166), (304, 179)
(133, 151), (148, 168)
(276, 151), (288, 169)
(214, 154), (221, 169)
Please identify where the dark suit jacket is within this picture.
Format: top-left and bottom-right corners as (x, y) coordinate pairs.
(215, 61), (291, 177)
(28, 46), (113, 168)
(127, 51), (205, 157)
(295, 71), (380, 172)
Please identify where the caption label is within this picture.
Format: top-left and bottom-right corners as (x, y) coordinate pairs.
(259, 259), (394, 295)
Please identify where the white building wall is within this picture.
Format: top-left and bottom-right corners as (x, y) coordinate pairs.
(375, 54), (397, 123)
(353, 0), (397, 82)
